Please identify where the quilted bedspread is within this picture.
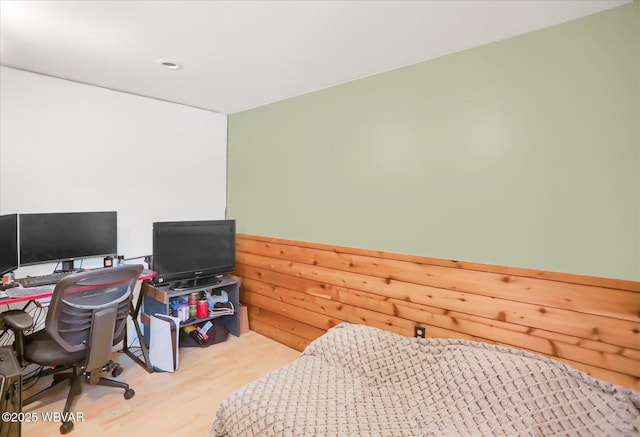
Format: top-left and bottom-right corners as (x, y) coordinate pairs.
(211, 323), (640, 436)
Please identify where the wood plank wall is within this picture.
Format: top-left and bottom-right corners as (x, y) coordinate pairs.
(235, 234), (640, 390)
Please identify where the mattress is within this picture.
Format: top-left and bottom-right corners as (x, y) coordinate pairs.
(211, 323), (640, 436)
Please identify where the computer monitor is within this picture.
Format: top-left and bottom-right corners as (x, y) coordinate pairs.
(152, 219), (235, 289)
(19, 211), (117, 271)
(0, 214), (18, 276)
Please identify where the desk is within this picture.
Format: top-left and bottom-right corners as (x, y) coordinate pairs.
(0, 287), (54, 307)
(0, 269), (156, 307)
(0, 268), (156, 371)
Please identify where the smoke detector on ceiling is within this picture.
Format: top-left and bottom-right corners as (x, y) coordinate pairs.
(155, 58), (183, 70)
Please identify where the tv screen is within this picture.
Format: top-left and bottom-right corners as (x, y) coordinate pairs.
(152, 219), (235, 288)
(19, 211), (117, 270)
(0, 214), (18, 276)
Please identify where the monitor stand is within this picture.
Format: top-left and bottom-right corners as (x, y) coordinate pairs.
(60, 259), (76, 272)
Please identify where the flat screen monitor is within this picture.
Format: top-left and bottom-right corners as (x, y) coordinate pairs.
(152, 219), (235, 289)
(19, 211), (117, 271)
(0, 214), (18, 276)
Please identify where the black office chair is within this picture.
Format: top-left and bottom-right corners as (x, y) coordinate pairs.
(0, 264), (143, 434)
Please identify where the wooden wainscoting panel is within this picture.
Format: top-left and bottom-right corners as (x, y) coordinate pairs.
(248, 318), (315, 351)
(237, 234), (640, 292)
(236, 252), (639, 350)
(235, 234), (640, 390)
(240, 268), (639, 378)
(238, 237), (640, 321)
(247, 306), (326, 342)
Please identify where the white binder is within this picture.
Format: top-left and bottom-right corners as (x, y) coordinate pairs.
(149, 314), (180, 372)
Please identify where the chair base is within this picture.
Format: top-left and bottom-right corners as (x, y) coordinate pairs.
(24, 361), (135, 434)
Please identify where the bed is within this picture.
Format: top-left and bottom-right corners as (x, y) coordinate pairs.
(211, 323), (640, 436)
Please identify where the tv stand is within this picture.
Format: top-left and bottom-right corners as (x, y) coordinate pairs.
(140, 276), (240, 367)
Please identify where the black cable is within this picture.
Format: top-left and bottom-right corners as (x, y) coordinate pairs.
(22, 365), (44, 391)
(127, 334), (140, 349)
(124, 345), (145, 360)
(22, 364), (42, 380)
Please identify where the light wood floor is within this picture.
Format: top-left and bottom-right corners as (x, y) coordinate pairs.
(21, 331), (300, 436)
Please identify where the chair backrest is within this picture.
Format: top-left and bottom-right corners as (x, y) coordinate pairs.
(45, 265), (143, 368)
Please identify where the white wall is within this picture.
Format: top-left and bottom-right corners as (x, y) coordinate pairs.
(0, 66), (227, 276)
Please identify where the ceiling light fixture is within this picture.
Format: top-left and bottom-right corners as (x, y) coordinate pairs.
(155, 58), (183, 70)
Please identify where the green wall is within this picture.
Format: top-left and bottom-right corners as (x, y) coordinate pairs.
(228, 2), (640, 281)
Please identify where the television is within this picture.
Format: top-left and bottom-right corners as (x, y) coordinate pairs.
(0, 214), (18, 276)
(19, 211), (117, 271)
(152, 219), (235, 289)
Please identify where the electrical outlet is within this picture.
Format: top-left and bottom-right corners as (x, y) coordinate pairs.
(414, 326), (425, 338)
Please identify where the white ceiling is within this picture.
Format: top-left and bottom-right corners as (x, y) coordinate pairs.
(0, 0), (630, 114)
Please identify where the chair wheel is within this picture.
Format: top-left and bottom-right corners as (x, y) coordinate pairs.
(124, 388), (135, 400)
(112, 367), (122, 377)
(60, 421), (74, 434)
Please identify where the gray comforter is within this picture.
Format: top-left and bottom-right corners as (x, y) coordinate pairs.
(211, 323), (640, 436)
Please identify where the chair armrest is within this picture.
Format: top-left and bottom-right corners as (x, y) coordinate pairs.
(1, 310), (34, 331)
